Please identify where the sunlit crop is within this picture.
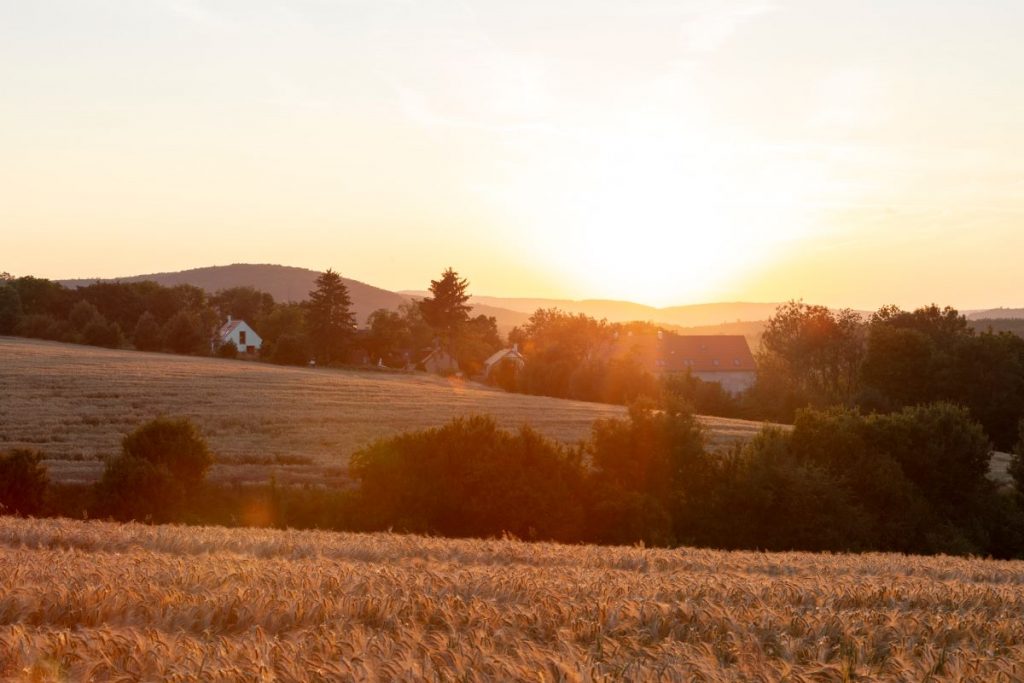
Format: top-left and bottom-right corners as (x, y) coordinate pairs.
(2, 517), (1023, 681)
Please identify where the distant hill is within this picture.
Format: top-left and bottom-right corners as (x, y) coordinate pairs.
(58, 264), (801, 333)
(60, 264), (530, 329)
(406, 292), (784, 329)
(968, 308), (1024, 320)
(970, 318), (1024, 339)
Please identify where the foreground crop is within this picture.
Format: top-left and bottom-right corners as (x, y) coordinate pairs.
(2, 517), (1024, 681)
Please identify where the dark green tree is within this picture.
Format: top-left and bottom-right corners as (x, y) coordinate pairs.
(162, 310), (205, 354)
(757, 301), (865, 410)
(0, 284), (23, 334)
(418, 268), (471, 340)
(306, 269), (355, 364)
(132, 311), (163, 351)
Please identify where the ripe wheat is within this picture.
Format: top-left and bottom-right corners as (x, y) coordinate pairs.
(2, 517), (1024, 681)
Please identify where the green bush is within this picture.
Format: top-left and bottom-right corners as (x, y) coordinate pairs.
(121, 417), (213, 490)
(0, 449), (49, 515)
(215, 341), (239, 358)
(95, 456), (184, 523)
(96, 417), (213, 522)
(350, 415), (586, 540)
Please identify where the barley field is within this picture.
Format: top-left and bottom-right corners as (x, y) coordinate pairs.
(0, 337), (765, 485)
(2, 517), (1023, 681)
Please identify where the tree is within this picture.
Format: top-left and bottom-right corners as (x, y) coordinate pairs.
(132, 312), (163, 351)
(350, 415), (586, 541)
(306, 269), (355, 364)
(0, 284), (23, 334)
(211, 286), (275, 323)
(1011, 419), (1024, 499)
(0, 449), (49, 515)
(418, 268), (471, 340)
(162, 310), (205, 354)
(757, 301), (865, 410)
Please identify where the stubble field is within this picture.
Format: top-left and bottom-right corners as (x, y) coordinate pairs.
(0, 337), (765, 486)
(2, 516), (1023, 681)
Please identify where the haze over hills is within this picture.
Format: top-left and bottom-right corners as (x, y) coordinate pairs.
(60, 263), (791, 331)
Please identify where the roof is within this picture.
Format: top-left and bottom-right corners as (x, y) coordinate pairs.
(217, 320), (244, 339)
(483, 346), (525, 368)
(658, 335), (756, 373)
(613, 333), (756, 374)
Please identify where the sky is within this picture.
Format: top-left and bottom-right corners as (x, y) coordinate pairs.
(2, 0), (1023, 309)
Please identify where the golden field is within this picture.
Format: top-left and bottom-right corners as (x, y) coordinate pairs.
(2, 516), (1024, 681)
(0, 337), (765, 486)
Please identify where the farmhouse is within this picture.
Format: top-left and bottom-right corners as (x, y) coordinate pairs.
(615, 331), (757, 395)
(658, 334), (757, 394)
(482, 344), (526, 380)
(216, 316), (262, 354)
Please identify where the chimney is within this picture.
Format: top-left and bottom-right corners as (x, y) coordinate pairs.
(227, 315), (232, 323)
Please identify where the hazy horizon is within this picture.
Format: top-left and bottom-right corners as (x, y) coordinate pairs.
(4, 1), (1023, 310)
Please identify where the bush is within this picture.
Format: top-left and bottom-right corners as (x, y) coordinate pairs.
(269, 333), (310, 365)
(587, 402), (707, 545)
(121, 417), (213, 490)
(96, 417), (213, 522)
(350, 415), (586, 540)
(215, 341), (239, 358)
(95, 456), (184, 523)
(0, 449), (49, 515)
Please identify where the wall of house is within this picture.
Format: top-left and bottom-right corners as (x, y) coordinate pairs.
(692, 370), (757, 395)
(227, 326), (262, 352)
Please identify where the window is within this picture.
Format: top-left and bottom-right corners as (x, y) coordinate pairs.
(733, 358), (741, 366)
(712, 359), (720, 366)
(239, 330), (247, 345)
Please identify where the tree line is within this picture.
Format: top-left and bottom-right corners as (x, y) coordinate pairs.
(7, 406), (1024, 557)
(3, 269), (1023, 451)
(0, 268), (502, 372)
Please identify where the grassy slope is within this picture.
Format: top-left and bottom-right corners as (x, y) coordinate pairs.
(2, 516), (1023, 681)
(0, 337), (765, 485)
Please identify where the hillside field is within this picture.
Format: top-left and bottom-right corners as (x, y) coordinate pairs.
(2, 516), (1024, 681)
(0, 337), (765, 486)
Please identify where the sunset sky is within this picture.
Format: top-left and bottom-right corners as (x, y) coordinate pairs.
(3, 1), (1022, 309)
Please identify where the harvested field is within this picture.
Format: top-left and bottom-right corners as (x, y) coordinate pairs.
(2, 516), (1024, 681)
(0, 337), (766, 484)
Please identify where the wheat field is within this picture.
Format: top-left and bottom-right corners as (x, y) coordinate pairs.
(0, 337), (765, 485)
(1, 516), (1023, 682)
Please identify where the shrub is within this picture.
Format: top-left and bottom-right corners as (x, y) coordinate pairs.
(0, 449), (49, 515)
(215, 341), (239, 358)
(96, 417), (213, 522)
(95, 456), (184, 523)
(270, 333), (310, 365)
(121, 417), (213, 490)
(350, 415), (586, 540)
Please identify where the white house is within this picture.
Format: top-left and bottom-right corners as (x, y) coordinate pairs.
(217, 316), (262, 354)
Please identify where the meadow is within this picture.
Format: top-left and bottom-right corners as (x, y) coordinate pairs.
(0, 337), (765, 485)
(2, 516), (1023, 681)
